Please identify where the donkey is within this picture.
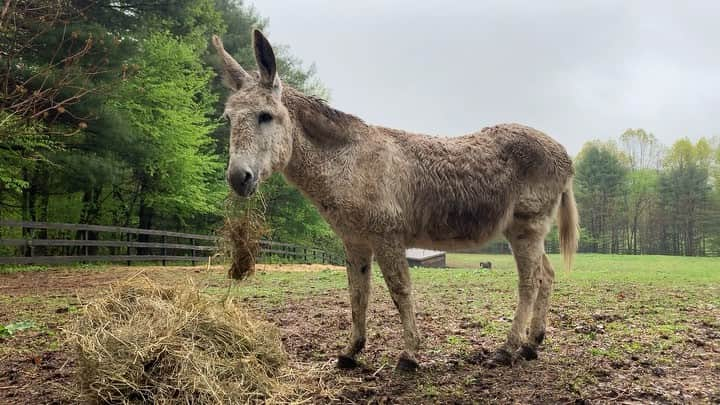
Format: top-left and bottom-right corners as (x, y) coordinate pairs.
(212, 30), (579, 371)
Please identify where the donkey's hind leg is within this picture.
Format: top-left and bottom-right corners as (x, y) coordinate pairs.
(519, 254), (555, 361)
(484, 218), (549, 368)
(337, 242), (373, 369)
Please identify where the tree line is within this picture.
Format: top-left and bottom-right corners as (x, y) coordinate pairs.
(2, 2), (718, 257)
(0, 0), (342, 255)
(574, 130), (719, 256)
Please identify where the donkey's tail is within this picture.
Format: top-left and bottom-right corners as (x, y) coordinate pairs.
(557, 182), (579, 271)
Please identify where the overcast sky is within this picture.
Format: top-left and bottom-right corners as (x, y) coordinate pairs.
(249, 0), (719, 154)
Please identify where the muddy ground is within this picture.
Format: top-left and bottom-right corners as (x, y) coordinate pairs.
(1, 257), (719, 404)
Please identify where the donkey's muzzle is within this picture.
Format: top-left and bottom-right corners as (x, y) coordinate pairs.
(227, 165), (256, 197)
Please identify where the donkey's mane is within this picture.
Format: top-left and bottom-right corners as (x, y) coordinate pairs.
(283, 87), (366, 132)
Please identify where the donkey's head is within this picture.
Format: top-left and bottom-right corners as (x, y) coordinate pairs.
(212, 30), (292, 197)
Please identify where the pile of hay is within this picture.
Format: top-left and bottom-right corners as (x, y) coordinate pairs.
(66, 278), (287, 404)
(219, 196), (268, 280)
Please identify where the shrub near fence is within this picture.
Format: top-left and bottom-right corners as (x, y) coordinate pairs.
(0, 221), (344, 266)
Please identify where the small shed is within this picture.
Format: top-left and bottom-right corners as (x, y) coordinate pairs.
(406, 248), (446, 268)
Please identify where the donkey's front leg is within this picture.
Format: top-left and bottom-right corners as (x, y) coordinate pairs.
(374, 241), (421, 371)
(337, 243), (373, 369)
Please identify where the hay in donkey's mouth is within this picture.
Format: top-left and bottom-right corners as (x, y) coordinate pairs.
(220, 196), (268, 280)
(65, 278), (287, 404)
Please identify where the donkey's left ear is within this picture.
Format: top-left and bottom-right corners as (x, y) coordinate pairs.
(253, 29), (281, 90)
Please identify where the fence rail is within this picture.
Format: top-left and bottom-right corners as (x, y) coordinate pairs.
(0, 221), (344, 266)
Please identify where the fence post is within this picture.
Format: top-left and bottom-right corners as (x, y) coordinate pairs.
(126, 233), (131, 266)
(23, 224), (33, 258)
(191, 238), (196, 266)
(162, 235), (167, 266)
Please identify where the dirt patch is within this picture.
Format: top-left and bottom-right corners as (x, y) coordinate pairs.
(270, 290), (720, 404)
(0, 263), (344, 297)
(0, 351), (74, 404)
(1, 264), (719, 404)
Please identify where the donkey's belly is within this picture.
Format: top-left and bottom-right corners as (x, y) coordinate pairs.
(407, 203), (513, 250)
(410, 237), (500, 251)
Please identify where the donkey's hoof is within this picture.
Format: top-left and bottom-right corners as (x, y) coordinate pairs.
(519, 345), (538, 361)
(396, 355), (419, 372)
(482, 349), (513, 368)
(337, 354), (359, 369)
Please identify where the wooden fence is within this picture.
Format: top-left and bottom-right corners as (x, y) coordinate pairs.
(0, 220), (344, 266)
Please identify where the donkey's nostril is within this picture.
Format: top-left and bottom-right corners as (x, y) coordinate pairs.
(227, 166), (255, 196)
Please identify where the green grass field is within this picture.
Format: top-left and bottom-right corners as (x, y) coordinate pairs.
(1, 253), (719, 403)
(225, 253), (720, 305)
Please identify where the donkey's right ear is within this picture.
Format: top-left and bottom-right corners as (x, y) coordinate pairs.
(211, 35), (251, 91)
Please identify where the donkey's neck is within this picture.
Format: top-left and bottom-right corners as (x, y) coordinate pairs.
(280, 87), (370, 211)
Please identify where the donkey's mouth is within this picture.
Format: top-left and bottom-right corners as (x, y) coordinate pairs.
(227, 175), (258, 197)
(232, 181), (257, 198)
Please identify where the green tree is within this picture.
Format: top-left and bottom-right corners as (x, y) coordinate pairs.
(620, 128), (664, 170)
(709, 141), (720, 253)
(109, 32), (223, 230)
(1, 0), (224, 226)
(657, 138), (715, 255)
(1, 0), (346, 258)
(618, 129), (663, 253)
(575, 141), (629, 253)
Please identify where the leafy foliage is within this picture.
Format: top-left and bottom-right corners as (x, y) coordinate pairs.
(0, 112), (57, 194)
(575, 141), (629, 252)
(575, 134), (720, 255)
(108, 32), (223, 220)
(0, 320), (36, 337)
(0, 0), (338, 254)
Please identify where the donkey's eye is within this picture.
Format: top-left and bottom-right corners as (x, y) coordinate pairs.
(258, 112), (273, 124)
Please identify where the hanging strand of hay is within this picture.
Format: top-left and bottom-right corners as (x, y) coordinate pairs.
(219, 192), (269, 280)
(65, 277), (288, 404)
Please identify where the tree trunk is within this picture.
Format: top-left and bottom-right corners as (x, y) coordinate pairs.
(21, 168), (36, 256)
(36, 172), (50, 255)
(79, 186), (103, 254)
(138, 198), (154, 255)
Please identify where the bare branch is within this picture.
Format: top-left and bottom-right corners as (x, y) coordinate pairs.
(0, 0), (11, 28)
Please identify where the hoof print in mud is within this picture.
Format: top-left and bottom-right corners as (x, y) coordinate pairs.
(519, 345), (538, 361)
(396, 356), (419, 372)
(337, 355), (360, 369)
(483, 349), (514, 368)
